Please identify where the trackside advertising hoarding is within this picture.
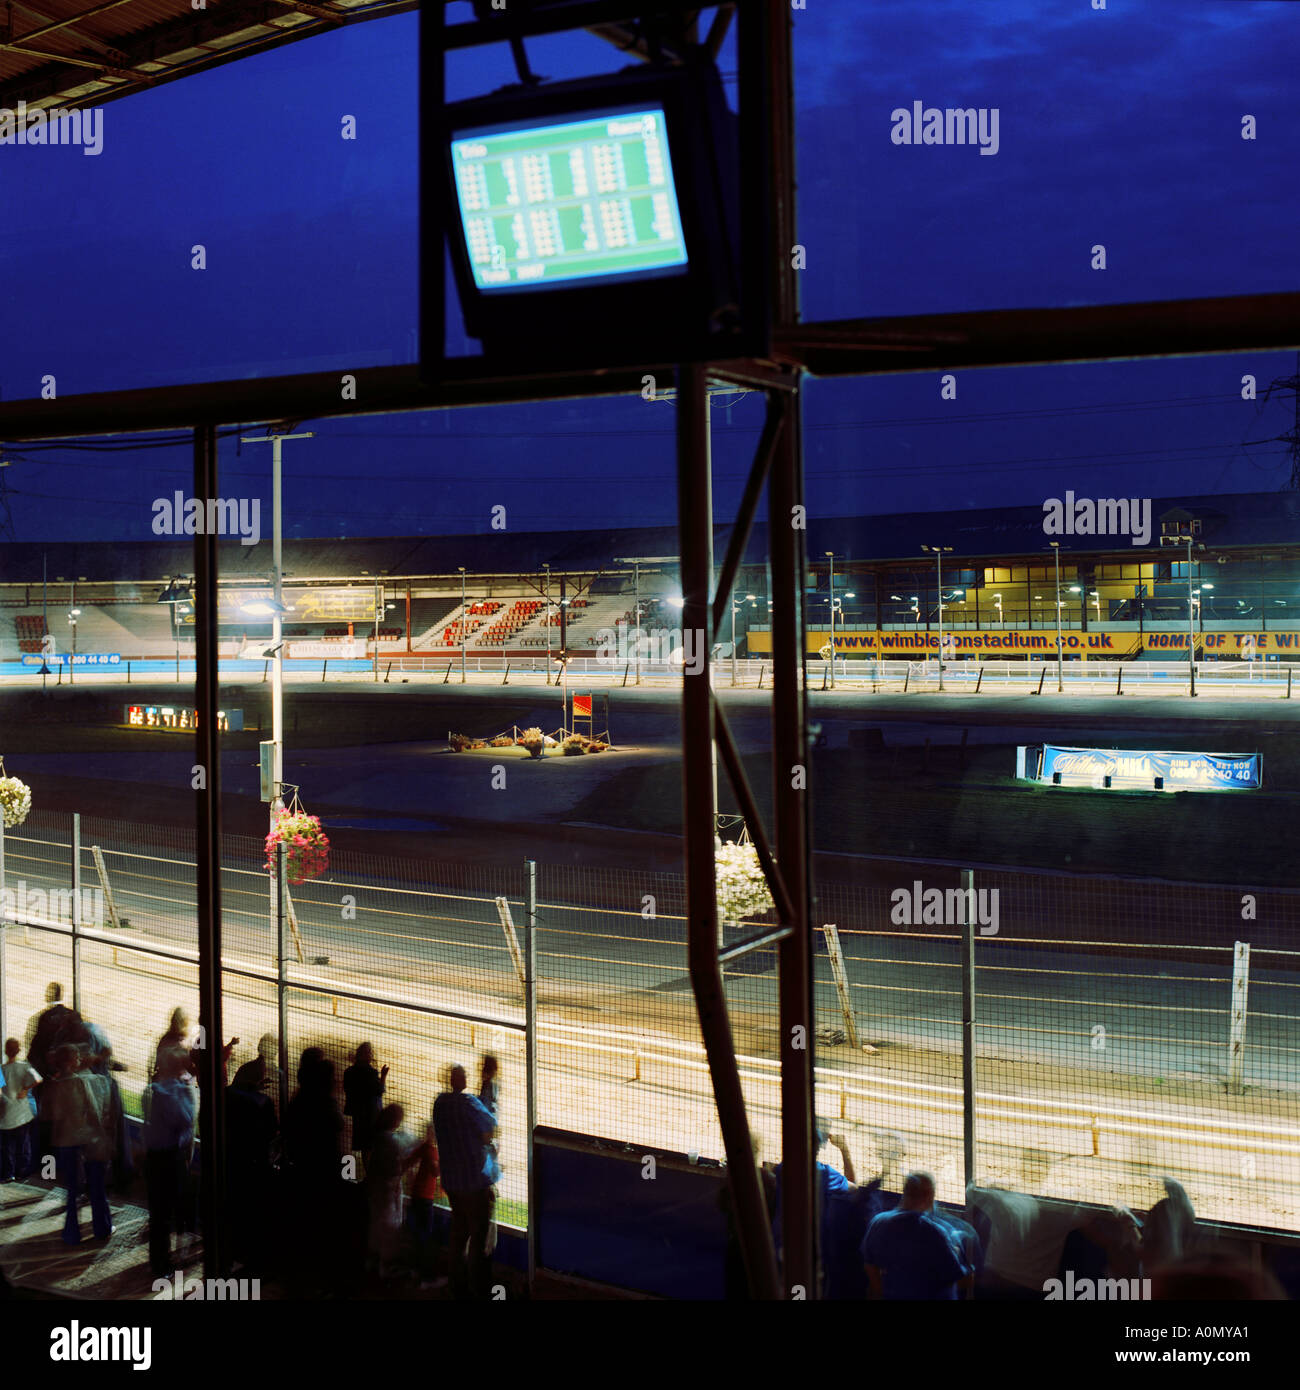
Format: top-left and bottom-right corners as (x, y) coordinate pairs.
(1032, 745), (1262, 792)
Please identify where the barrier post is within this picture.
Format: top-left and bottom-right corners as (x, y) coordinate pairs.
(71, 812), (82, 1013)
(1228, 941), (1251, 1096)
(91, 845), (125, 933)
(1287, 667), (1293, 700)
(960, 868), (976, 1191)
(525, 859), (538, 1290)
(974, 668), (983, 694)
(821, 924), (860, 1051)
(1035, 667), (1046, 696)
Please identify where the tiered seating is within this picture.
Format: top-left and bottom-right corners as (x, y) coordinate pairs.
(15, 615), (48, 653)
(477, 599), (543, 645)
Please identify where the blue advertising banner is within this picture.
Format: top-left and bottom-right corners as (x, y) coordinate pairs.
(1039, 745), (1262, 792)
(21, 652), (121, 667)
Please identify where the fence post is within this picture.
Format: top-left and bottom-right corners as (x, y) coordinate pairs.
(277, 843), (290, 1119)
(974, 668), (984, 694)
(1116, 665), (1123, 697)
(494, 896), (527, 994)
(1035, 667), (1046, 696)
(1228, 940), (1250, 1096)
(960, 867), (976, 1192)
(821, 924), (860, 1051)
(71, 812), (82, 1014)
(1287, 667), (1293, 700)
(525, 859), (538, 1291)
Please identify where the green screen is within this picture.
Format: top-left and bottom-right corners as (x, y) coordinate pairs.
(451, 107), (690, 291)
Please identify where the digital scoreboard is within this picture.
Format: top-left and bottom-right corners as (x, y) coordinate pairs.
(450, 106), (690, 293)
(125, 705), (243, 732)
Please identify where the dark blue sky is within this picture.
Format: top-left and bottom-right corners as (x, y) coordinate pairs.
(1, 0), (1297, 542)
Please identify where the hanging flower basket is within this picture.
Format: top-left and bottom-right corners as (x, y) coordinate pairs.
(715, 835), (774, 924)
(264, 801), (330, 884)
(0, 774), (32, 829)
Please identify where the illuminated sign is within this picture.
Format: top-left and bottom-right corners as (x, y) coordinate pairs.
(22, 653), (121, 667)
(218, 587), (377, 624)
(1025, 745), (1261, 792)
(124, 705), (243, 732)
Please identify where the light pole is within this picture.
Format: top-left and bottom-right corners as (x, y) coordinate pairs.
(825, 552), (837, 689)
(1049, 542), (1064, 692)
(373, 579), (381, 682)
(921, 546), (953, 691)
(241, 430), (312, 821)
(67, 606), (80, 685)
(459, 567), (468, 684)
(541, 564), (550, 680)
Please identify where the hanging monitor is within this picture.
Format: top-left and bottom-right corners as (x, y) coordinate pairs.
(441, 60), (745, 367)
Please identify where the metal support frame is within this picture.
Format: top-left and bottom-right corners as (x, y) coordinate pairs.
(71, 812), (81, 1013)
(960, 867), (977, 1192)
(525, 860), (539, 1289)
(194, 422), (228, 1279)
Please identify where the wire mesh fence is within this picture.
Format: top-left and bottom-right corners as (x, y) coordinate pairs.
(2, 810), (1298, 1244)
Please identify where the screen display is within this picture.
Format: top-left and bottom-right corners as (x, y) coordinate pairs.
(451, 106), (689, 292)
(125, 705), (242, 732)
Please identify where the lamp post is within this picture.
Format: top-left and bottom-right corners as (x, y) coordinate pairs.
(921, 546), (953, 691)
(67, 607), (80, 685)
(241, 430), (312, 825)
(541, 564), (550, 679)
(824, 552), (837, 688)
(158, 578), (192, 684)
(1048, 542), (1064, 693)
(459, 567), (468, 684)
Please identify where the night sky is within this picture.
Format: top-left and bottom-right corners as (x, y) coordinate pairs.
(1, 0), (1297, 544)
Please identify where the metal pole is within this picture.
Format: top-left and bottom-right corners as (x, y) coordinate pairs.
(277, 843), (289, 1118)
(373, 579), (380, 682)
(194, 422), (229, 1280)
(461, 568), (468, 683)
(678, 361), (779, 1301)
(731, 597), (738, 688)
(634, 561), (640, 686)
(543, 565), (550, 682)
(936, 551), (944, 692)
(770, 386), (816, 1302)
(960, 867), (976, 1192)
(827, 553), (835, 690)
(1188, 537), (1197, 697)
(71, 812), (81, 1013)
(1054, 544), (1063, 693)
(525, 859), (538, 1290)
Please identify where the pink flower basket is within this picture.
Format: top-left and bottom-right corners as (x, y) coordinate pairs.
(264, 809), (330, 885)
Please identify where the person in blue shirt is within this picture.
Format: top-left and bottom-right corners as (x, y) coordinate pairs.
(432, 1059), (498, 1300)
(863, 1171), (979, 1300)
(773, 1128), (865, 1298)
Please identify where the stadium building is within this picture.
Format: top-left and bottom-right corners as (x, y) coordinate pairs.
(2, 492), (1298, 669)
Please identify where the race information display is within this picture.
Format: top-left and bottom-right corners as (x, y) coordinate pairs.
(451, 107), (689, 291)
(125, 705), (243, 732)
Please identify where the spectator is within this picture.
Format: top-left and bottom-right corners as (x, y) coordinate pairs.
(1142, 1178), (1197, 1275)
(81, 1018), (131, 1189)
(773, 1127), (860, 1297)
(257, 1034), (282, 1114)
(0, 1038), (40, 1183)
(152, 1008), (193, 1083)
(407, 1122), (442, 1282)
(44, 1044), (114, 1245)
(343, 1042), (387, 1170)
(226, 1058), (278, 1270)
(965, 1184), (1081, 1298)
(143, 1048), (197, 1277)
(24, 983), (69, 1070)
(432, 1060), (499, 1300)
(366, 1103), (419, 1281)
(863, 1172), (979, 1300)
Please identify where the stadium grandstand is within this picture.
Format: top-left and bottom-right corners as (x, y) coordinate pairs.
(3, 492), (1299, 666)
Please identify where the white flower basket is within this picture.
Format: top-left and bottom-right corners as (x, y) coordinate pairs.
(715, 836), (774, 925)
(0, 775), (32, 829)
